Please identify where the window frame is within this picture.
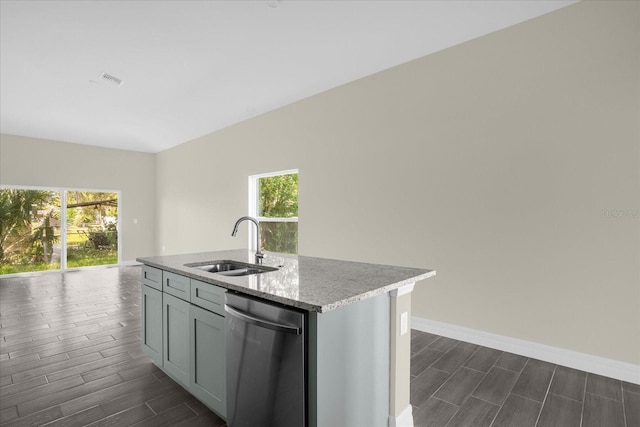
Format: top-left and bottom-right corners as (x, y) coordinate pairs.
(248, 169), (298, 252)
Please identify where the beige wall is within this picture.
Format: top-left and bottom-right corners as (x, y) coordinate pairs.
(0, 134), (156, 262)
(156, 1), (639, 365)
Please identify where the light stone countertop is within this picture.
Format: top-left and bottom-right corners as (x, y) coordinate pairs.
(137, 249), (435, 313)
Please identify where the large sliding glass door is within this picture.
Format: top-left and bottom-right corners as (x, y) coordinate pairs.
(0, 189), (61, 274)
(66, 191), (119, 268)
(0, 187), (119, 275)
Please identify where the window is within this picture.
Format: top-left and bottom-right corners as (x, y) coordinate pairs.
(249, 170), (298, 254)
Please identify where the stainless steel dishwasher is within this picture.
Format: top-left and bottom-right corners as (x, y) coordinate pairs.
(225, 292), (307, 427)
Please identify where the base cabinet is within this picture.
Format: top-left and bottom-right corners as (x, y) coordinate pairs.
(190, 304), (226, 416)
(141, 285), (163, 366)
(163, 292), (191, 387)
(141, 269), (226, 419)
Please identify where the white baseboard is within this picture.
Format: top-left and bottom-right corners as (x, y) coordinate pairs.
(388, 405), (413, 427)
(120, 260), (142, 266)
(412, 317), (640, 385)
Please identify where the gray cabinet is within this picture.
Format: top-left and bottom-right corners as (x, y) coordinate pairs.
(142, 265), (162, 291)
(163, 270), (191, 300)
(191, 279), (225, 316)
(163, 292), (190, 387)
(141, 285), (163, 366)
(141, 266), (226, 418)
(190, 304), (226, 416)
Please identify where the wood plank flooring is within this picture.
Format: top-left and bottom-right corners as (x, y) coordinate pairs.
(410, 330), (640, 427)
(1, 266), (638, 426)
(0, 266), (226, 427)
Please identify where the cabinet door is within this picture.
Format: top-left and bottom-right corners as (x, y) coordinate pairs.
(190, 304), (226, 417)
(141, 285), (163, 366)
(163, 293), (190, 387)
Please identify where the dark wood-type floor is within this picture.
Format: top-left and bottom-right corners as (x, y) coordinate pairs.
(410, 330), (639, 427)
(0, 266), (638, 427)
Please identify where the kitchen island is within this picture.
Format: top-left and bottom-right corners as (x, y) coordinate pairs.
(137, 250), (435, 427)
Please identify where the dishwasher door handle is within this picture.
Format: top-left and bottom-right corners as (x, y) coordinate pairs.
(225, 304), (302, 335)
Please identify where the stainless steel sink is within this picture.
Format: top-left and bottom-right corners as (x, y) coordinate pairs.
(185, 260), (277, 276)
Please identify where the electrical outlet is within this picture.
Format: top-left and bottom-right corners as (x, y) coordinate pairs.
(400, 312), (408, 336)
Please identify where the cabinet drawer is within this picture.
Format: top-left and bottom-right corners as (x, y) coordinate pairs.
(191, 280), (226, 316)
(163, 271), (191, 301)
(142, 265), (162, 291)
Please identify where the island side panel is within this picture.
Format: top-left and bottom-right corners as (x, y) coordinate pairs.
(389, 287), (414, 426)
(308, 293), (390, 427)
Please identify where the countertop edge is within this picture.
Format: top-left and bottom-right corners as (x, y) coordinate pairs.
(137, 253), (436, 313)
(138, 258), (324, 312)
(315, 271), (437, 312)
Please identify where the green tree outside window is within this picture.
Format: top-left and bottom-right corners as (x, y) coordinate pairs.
(255, 173), (298, 254)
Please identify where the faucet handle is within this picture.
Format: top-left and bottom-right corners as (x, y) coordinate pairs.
(255, 251), (264, 264)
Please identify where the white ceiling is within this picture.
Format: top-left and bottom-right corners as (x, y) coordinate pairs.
(0, 0), (577, 154)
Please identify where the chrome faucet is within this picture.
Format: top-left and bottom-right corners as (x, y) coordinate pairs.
(231, 216), (264, 264)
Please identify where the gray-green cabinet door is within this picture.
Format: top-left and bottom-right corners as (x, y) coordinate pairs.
(163, 292), (190, 387)
(189, 304), (226, 417)
(141, 285), (163, 366)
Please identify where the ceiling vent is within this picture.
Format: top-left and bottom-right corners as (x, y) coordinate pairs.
(99, 72), (123, 86)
